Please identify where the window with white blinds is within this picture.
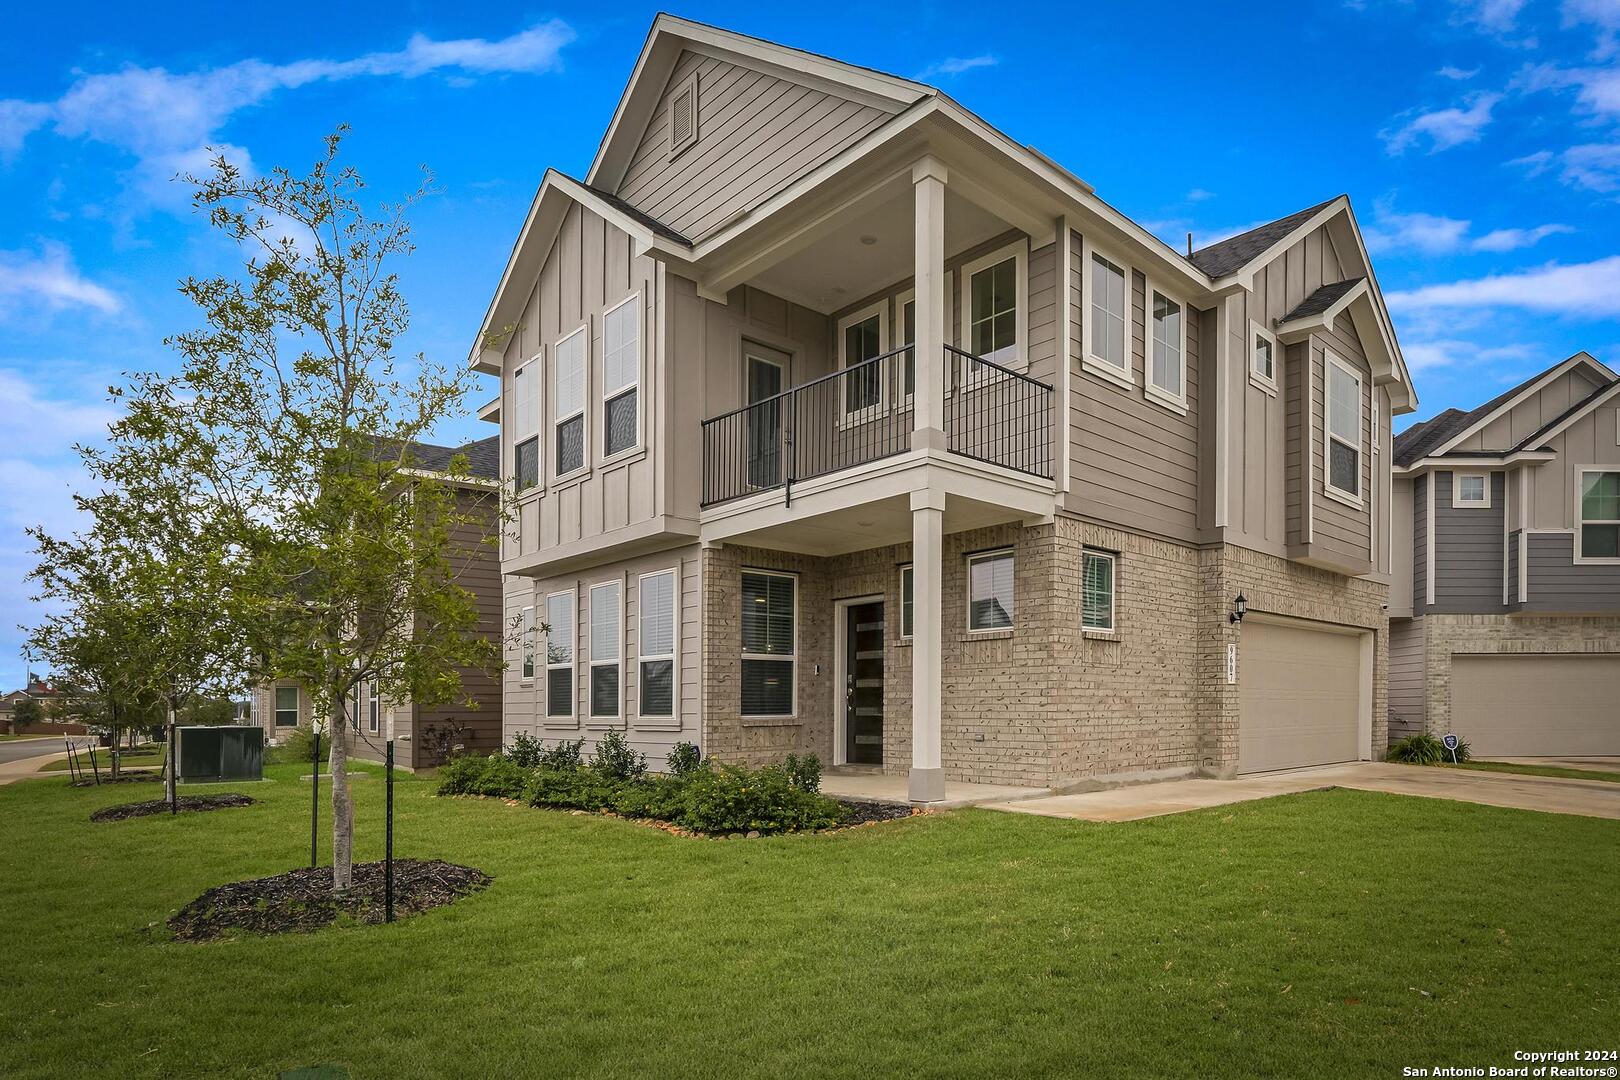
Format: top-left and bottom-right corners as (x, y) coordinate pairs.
(740, 570), (795, 716)
(1082, 551), (1116, 633)
(1326, 353), (1363, 500)
(275, 686), (298, 727)
(603, 295), (639, 457)
(638, 569), (677, 718)
(554, 327), (586, 477)
(589, 580), (621, 718)
(1089, 252), (1128, 372)
(968, 549), (1014, 631)
(546, 591), (574, 718)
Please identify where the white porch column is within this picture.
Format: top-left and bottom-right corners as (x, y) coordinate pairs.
(908, 488), (946, 803)
(912, 156), (948, 451)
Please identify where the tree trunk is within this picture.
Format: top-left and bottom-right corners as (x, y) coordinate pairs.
(329, 686), (354, 892)
(109, 701), (121, 780)
(165, 702), (178, 806)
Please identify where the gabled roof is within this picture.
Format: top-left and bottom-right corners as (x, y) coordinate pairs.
(1281, 277), (1365, 324)
(1394, 352), (1619, 467)
(1188, 197), (1343, 277)
(375, 434), (501, 481)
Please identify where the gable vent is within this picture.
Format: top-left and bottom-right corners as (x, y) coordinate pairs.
(669, 72), (699, 157)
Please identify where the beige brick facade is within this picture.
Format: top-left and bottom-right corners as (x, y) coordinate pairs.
(1411, 614), (1620, 737)
(699, 515), (1391, 788)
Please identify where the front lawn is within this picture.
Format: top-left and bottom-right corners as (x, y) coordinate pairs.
(1443, 760), (1620, 784)
(1, 764), (1615, 1078)
(36, 744), (165, 773)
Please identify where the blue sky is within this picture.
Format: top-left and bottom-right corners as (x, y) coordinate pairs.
(2, 0), (1617, 690)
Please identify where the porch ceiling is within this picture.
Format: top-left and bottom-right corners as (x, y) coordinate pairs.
(748, 184), (1016, 315)
(710, 490), (1030, 557)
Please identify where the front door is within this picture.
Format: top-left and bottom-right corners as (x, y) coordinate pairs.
(843, 601), (885, 765)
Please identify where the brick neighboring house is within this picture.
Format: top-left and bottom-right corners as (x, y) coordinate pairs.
(474, 16), (1417, 799)
(1390, 353), (1620, 756)
(252, 434), (504, 770)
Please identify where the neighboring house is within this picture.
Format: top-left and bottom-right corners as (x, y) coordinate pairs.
(1390, 353), (1620, 756)
(1, 677), (85, 736)
(472, 15), (1417, 800)
(252, 434), (505, 770)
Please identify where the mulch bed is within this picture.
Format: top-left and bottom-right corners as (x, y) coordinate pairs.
(833, 799), (919, 826)
(90, 794), (255, 822)
(71, 773), (162, 788)
(463, 794), (926, 839)
(167, 860), (492, 942)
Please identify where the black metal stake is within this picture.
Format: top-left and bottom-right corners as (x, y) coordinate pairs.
(167, 719), (178, 814)
(385, 739), (395, 924)
(87, 741), (100, 785)
(65, 740), (79, 784)
(311, 730), (321, 870)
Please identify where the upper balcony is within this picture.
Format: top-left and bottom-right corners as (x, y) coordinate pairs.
(700, 343), (1052, 508)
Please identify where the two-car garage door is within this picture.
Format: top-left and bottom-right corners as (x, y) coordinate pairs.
(1239, 619), (1369, 774)
(1450, 654), (1620, 757)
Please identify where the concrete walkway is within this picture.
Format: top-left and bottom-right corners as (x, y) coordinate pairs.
(821, 769), (1047, 809)
(984, 761), (1620, 822)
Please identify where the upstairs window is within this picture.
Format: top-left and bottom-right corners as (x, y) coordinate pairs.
(638, 569), (677, 719)
(741, 571), (795, 717)
(1326, 354), (1363, 501)
(554, 327), (586, 477)
(513, 359), (539, 490)
(961, 241), (1026, 369)
(1251, 323), (1277, 389)
(589, 581), (622, 719)
(1082, 551), (1116, 633)
(546, 591), (574, 718)
(967, 549), (1014, 631)
(1088, 252), (1129, 374)
(1454, 473), (1489, 508)
(1148, 288), (1186, 406)
(838, 301), (886, 416)
(603, 295), (640, 457)
(1580, 470), (1620, 560)
(274, 686), (299, 727)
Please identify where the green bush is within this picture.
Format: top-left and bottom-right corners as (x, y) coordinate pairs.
(609, 774), (693, 820)
(537, 737), (585, 771)
(1386, 732), (1472, 765)
(435, 753), (490, 795)
(676, 763), (847, 835)
(783, 752), (822, 793)
(465, 755), (532, 798)
(666, 741), (703, 778)
(266, 724), (319, 765)
(525, 766), (619, 811)
(506, 732), (543, 768)
(591, 730), (647, 782)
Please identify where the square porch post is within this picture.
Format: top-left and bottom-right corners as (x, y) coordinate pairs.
(911, 156), (947, 451)
(909, 487), (946, 803)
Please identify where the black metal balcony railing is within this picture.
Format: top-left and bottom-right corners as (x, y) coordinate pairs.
(700, 344), (1053, 507)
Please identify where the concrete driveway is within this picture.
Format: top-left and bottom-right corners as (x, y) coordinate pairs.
(984, 761), (1620, 822)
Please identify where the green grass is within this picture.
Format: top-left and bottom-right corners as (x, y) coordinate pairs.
(1, 765), (1616, 1079)
(35, 745), (165, 773)
(0, 734), (56, 741)
(1440, 760), (1620, 784)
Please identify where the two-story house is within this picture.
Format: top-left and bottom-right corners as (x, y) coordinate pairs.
(1390, 353), (1620, 757)
(474, 15), (1417, 801)
(254, 434), (505, 770)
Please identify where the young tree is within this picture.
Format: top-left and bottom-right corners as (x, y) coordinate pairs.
(9, 696), (43, 733)
(128, 129), (499, 890)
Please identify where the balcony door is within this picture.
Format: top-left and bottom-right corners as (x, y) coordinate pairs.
(744, 343), (788, 490)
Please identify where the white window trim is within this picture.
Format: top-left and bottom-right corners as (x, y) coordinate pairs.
(1249, 320), (1279, 395)
(635, 567), (679, 720)
(552, 323), (590, 485)
(601, 292), (643, 464)
(512, 354), (542, 493)
(740, 568), (798, 719)
(588, 579), (623, 720)
(1575, 467), (1620, 564)
(1323, 350), (1365, 508)
(895, 289), (916, 411)
(965, 548), (1016, 633)
(520, 604), (535, 681)
(274, 686), (299, 728)
(898, 563), (914, 640)
(1144, 278), (1189, 414)
(1081, 550), (1117, 636)
(668, 69), (699, 159)
(1452, 471), (1491, 509)
(367, 677), (380, 734)
(545, 589), (576, 720)
(835, 298), (890, 426)
(957, 239), (1029, 372)
(1080, 240), (1135, 391)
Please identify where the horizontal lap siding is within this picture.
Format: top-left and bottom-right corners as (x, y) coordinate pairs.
(1068, 263), (1202, 543)
(1522, 533), (1620, 611)
(1413, 475), (1429, 609)
(1309, 316), (1373, 566)
(1430, 472), (1506, 614)
(1387, 617), (1426, 739)
(616, 50), (894, 242)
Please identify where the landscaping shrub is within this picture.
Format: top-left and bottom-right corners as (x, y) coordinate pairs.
(676, 763), (847, 835)
(464, 755), (531, 799)
(1386, 732), (1472, 764)
(537, 737), (585, 771)
(266, 724), (319, 765)
(524, 767), (618, 811)
(609, 774), (693, 820)
(666, 741), (703, 778)
(783, 752), (822, 793)
(506, 732), (543, 768)
(591, 729), (647, 782)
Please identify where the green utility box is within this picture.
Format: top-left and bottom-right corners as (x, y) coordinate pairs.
(176, 726), (264, 784)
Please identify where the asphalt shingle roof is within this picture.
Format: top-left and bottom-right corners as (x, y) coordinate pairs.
(1280, 278), (1365, 324)
(374, 433), (501, 481)
(1187, 197), (1342, 278)
(579, 180), (693, 246)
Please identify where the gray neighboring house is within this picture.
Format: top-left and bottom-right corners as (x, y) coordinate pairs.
(253, 433), (505, 770)
(1390, 352), (1620, 756)
(473, 15), (1420, 800)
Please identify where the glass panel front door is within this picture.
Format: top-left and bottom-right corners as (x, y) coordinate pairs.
(844, 601), (884, 765)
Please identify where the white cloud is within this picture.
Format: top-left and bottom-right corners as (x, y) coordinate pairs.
(1438, 64), (1482, 79)
(1185, 187), (1216, 202)
(914, 55), (998, 80)
(1460, 0), (1529, 31)
(1563, 0), (1620, 55)
(3, 20), (574, 169)
(0, 244), (122, 317)
(1400, 338), (1538, 372)
(1472, 223), (1577, 249)
(1509, 142), (1620, 191)
(1382, 93), (1501, 153)
(1364, 208), (1571, 253)
(1387, 256), (1620, 315)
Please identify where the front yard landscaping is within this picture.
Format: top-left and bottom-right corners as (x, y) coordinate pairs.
(1444, 760), (1620, 784)
(1, 760), (1616, 1078)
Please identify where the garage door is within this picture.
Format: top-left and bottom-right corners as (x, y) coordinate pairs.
(1450, 654), (1620, 757)
(1240, 619), (1366, 774)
